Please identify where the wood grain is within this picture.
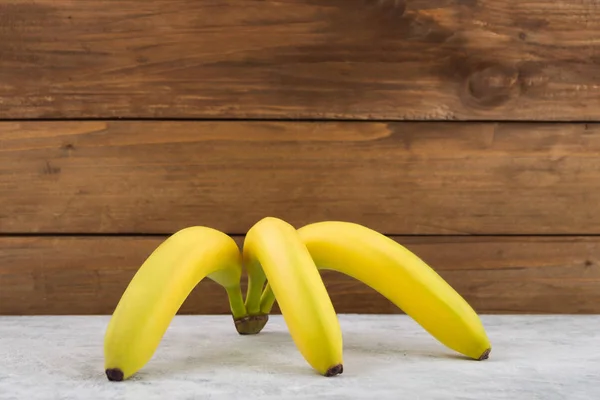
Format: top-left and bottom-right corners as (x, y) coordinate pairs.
(2, 120), (600, 235)
(1, 235), (598, 315)
(1, 0), (599, 120)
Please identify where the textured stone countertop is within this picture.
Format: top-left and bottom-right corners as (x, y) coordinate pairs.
(1, 314), (598, 400)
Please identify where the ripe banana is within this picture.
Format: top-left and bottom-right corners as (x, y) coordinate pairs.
(243, 217), (344, 376)
(261, 221), (491, 361)
(104, 226), (247, 381)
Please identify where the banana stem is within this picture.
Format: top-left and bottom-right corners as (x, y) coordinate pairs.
(244, 272), (266, 315)
(259, 283), (276, 314)
(226, 285), (248, 320)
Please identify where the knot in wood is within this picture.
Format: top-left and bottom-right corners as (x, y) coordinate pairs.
(463, 64), (520, 109)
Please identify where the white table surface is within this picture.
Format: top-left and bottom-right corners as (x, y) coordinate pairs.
(1, 314), (598, 400)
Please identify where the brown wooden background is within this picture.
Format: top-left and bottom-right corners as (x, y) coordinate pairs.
(1, 0), (599, 315)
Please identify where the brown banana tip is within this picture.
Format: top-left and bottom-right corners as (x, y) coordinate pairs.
(478, 348), (491, 361)
(324, 364), (344, 377)
(105, 368), (124, 381)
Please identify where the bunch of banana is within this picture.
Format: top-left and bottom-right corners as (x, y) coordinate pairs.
(103, 217), (491, 382)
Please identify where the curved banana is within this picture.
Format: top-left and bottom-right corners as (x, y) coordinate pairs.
(243, 217), (344, 376)
(104, 226), (247, 381)
(261, 221), (491, 361)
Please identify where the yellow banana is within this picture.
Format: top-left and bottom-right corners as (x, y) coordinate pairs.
(243, 217), (344, 376)
(104, 226), (247, 381)
(261, 221), (491, 361)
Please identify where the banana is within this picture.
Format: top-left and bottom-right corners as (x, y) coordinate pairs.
(243, 217), (344, 376)
(104, 226), (247, 381)
(261, 221), (491, 361)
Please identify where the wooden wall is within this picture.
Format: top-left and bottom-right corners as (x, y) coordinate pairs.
(1, 0), (599, 314)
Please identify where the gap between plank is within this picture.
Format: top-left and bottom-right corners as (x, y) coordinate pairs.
(1, 232), (600, 238)
(0, 117), (596, 124)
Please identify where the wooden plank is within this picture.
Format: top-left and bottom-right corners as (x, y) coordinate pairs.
(0, 1), (599, 120)
(1, 235), (599, 315)
(2, 120), (600, 235)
